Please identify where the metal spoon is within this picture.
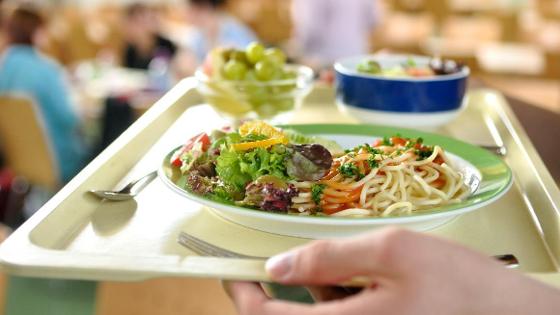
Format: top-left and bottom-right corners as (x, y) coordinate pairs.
(89, 171), (158, 201)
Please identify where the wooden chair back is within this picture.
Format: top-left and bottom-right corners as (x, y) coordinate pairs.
(0, 95), (59, 189)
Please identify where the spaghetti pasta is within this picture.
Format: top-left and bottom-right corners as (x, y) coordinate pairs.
(290, 136), (470, 217)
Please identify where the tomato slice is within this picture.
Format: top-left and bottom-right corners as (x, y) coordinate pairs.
(171, 153), (183, 167)
(170, 132), (210, 167)
(391, 137), (407, 147)
(433, 154), (444, 165)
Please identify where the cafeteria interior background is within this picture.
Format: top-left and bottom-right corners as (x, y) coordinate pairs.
(0, 0), (559, 314)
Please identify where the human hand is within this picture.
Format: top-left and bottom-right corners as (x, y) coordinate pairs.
(226, 228), (560, 315)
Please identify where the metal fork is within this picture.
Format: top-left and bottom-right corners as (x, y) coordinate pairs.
(177, 231), (519, 268)
(178, 231), (267, 259)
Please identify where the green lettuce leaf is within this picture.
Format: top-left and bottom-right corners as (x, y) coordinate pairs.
(215, 145), (290, 195)
(215, 150), (252, 192)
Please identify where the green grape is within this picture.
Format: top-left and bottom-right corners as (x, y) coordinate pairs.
(254, 102), (279, 118)
(245, 42), (265, 64)
(241, 70), (267, 108)
(277, 70), (297, 92)
(255, 60), (277, 81)
(282, 70), (297, 80)
(272, 99), (295, 112)
(264, 47), (287, 65)
(229, 50), (248, 64)
(223, 60), (248, 80)
(267, 85), (282, 95)
(221, 48), (235, 61)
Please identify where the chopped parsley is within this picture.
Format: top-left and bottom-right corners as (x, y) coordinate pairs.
(405, 141), (415, 149)
(339, 163), (363, 179)
(311, 183), (326, 205)
(406, 137), (424, 149)
(367, 156), (379, 168)
(382, 136), (392, 146)
(345, 143), (380, 154)
(363, 143), (380, 155)
(415, 146), (434, 160)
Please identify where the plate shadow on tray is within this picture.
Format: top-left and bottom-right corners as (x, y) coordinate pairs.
(91, 199), (137, 236)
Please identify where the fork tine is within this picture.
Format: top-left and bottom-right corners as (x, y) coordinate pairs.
(180, 233), (237, 257)
(178, 233), (253, 258)
(177, 232), (265, 259)
(177, 233), (216, 257)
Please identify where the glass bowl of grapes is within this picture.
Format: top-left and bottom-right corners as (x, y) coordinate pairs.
(196, 42), (314, 124)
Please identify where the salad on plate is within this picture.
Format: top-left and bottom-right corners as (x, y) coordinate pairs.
(168, 121), (472, 218)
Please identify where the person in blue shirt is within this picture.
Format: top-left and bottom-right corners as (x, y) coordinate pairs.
(185, 0), (258, 63)
(0, 7), (86, 183)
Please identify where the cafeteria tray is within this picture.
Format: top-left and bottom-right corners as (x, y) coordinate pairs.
(1, 78), (560, 286)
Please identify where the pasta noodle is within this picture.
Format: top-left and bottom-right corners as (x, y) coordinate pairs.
(290, 136), (470, 217)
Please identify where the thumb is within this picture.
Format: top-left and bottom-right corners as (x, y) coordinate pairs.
(266, 227), (411, 285)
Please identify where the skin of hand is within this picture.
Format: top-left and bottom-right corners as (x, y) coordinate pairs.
(224, 227), (560, 315)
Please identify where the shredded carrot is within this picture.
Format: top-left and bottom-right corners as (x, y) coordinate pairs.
(323, 187), (362, 203)
(322, 204), (346, 215)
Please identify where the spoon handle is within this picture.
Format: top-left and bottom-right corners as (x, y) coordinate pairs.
(123, 170), (158, 195)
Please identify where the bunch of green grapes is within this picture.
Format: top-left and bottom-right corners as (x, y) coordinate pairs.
(211, 42), (298, 118)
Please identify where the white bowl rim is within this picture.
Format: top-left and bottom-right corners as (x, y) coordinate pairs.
(334, 54), (470, 82)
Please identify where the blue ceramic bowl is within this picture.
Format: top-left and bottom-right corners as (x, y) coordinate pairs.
(335, 55), (469, 128)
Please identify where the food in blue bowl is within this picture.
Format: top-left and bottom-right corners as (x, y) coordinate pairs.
(335, 54), (469, 128)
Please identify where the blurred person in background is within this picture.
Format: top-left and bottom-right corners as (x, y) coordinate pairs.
(291, 0), (379, 72)
(123, 3), (177, 70)
(0, 6), (86, 183)
(185, 0), (258, 63)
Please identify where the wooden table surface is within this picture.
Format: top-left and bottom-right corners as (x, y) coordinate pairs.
(506, 95), (560, 183)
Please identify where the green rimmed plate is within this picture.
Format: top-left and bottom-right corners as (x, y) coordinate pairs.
(159, 124), (512, 238)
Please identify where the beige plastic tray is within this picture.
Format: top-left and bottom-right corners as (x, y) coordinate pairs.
(1, 78), (560, 286)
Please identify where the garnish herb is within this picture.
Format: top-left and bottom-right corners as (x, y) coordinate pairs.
(367, 155), (379, 168)
(311, 183), (326, 205)
(339, 163), (364, 179)
(364, 143), (380, 155)
(415, 146), (434, 160)
(382, 136), (392, 146)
